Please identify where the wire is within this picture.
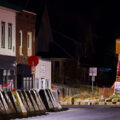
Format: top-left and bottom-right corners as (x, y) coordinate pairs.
(52, 29), (82, 46)
(53, 41), (74, 58)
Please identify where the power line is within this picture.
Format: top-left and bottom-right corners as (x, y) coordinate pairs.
(52, 29), (82, 46)
(53, 41), (74, 58)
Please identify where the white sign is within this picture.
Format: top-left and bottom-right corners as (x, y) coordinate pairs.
(40, 65), (46, 77)
(89, 67), (97, 76)
(115, 82), (120, 93)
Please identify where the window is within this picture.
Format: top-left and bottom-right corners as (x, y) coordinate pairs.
(23, 77), (33, 89)
(19, 30), (22, 47)
(27, 32), (32, 49)
(8, 23), (12, 49)
(46, 79), (49, 89)
(1, 22), (5, 48)
(23, 77), (27, 89)
(27, 32), (32, 56)
(41, 80), (43, 89)
(30, 77), (32, 89)
(35, 78), (39, 89)
(19, 30), (23, 55)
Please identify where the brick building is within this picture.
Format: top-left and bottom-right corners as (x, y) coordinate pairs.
(16, 10), (36, 89)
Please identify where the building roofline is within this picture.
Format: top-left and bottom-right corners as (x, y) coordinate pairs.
(0, 6), (18, 12)
(22, 10), (36, 15)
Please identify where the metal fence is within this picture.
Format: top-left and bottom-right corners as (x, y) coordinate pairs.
(52, 84), (80, 98)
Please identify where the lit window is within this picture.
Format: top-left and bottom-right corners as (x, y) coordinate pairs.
(19, 30), (22, 47)
(27, 32), (32, 49)
(1, 22), (5, 48)
(27, 32), (32, 56)
(19, 30), (23, 56)
(8, 23), (12, 49)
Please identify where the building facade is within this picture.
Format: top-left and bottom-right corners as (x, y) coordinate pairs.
(16, 10), (36, 89)
(0, 6), (17, 90)
(35, 58), (51, 90)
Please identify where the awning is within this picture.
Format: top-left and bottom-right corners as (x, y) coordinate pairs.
(0, 55), (16, 69)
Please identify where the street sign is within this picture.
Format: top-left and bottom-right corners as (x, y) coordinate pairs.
(116, 39), (120, 54)
(28, 56), (39, 67)
(89, 67), (97, 76)
(40, 65), (46, 77)
(89, 67), (97, 94)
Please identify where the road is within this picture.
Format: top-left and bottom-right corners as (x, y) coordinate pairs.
(12, 105), (120, 120)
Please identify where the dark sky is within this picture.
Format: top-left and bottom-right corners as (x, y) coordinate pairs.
(1, 0), (120, 67)
(46, 0), (119, 67)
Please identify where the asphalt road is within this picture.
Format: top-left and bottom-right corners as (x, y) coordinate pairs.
(12, 105), (120, 120)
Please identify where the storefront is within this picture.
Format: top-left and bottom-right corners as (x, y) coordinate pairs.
(17, 64), (33, 90)
(0, 55), (16, 91)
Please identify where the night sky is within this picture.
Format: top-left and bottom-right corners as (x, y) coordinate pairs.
(47, 0), (119, 67)
(1, 0), (120, 67)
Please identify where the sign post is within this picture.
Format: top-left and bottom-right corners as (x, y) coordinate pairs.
(89, 67), (97, 94)
(28, 56), (39, 89)
(32, 62), (35, 89)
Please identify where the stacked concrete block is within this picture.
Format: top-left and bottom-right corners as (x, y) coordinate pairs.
(30, 90), (46, 113)
(48, 89), (62, 110)
(39, 89), (54, 111)
(112, 98), (118, 104)
(0, 90), (48, 119)
(34, 90), (46, 111)
(2, 92), (16, 114)
(0, 91), (11, 114)
(0, 89), (62, 119)
(39, 89), (62, 112)
(26, 91), (39, 112)
(17, 91), (30, 112)
(21, 90), (35, 113)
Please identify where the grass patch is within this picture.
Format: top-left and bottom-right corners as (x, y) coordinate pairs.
(71, 84), (99, 92)
(109, 93), (120, 100)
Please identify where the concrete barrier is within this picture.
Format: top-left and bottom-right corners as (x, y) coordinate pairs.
(21, 90), (34, 112)
(17, 91), (29, 112)
(7, 91), (21, 114)
(51, 90), (62, 110)
(30, 90), (46, 112)
(26, 90), (39, 112)
(0, 91), (11, 114)
(0, 89), (62, 119)
(12, 91), (27, 116)
(39, 89), (62, 112)
(45, 89), (56, 110)
(2, 91), (16, 113)
(35, 90), (46, 111)
(48, 89), (62, 110)
(48, 90), (58, 108)
(0, 95), (6, 113)
(39, 89), (54, 111)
